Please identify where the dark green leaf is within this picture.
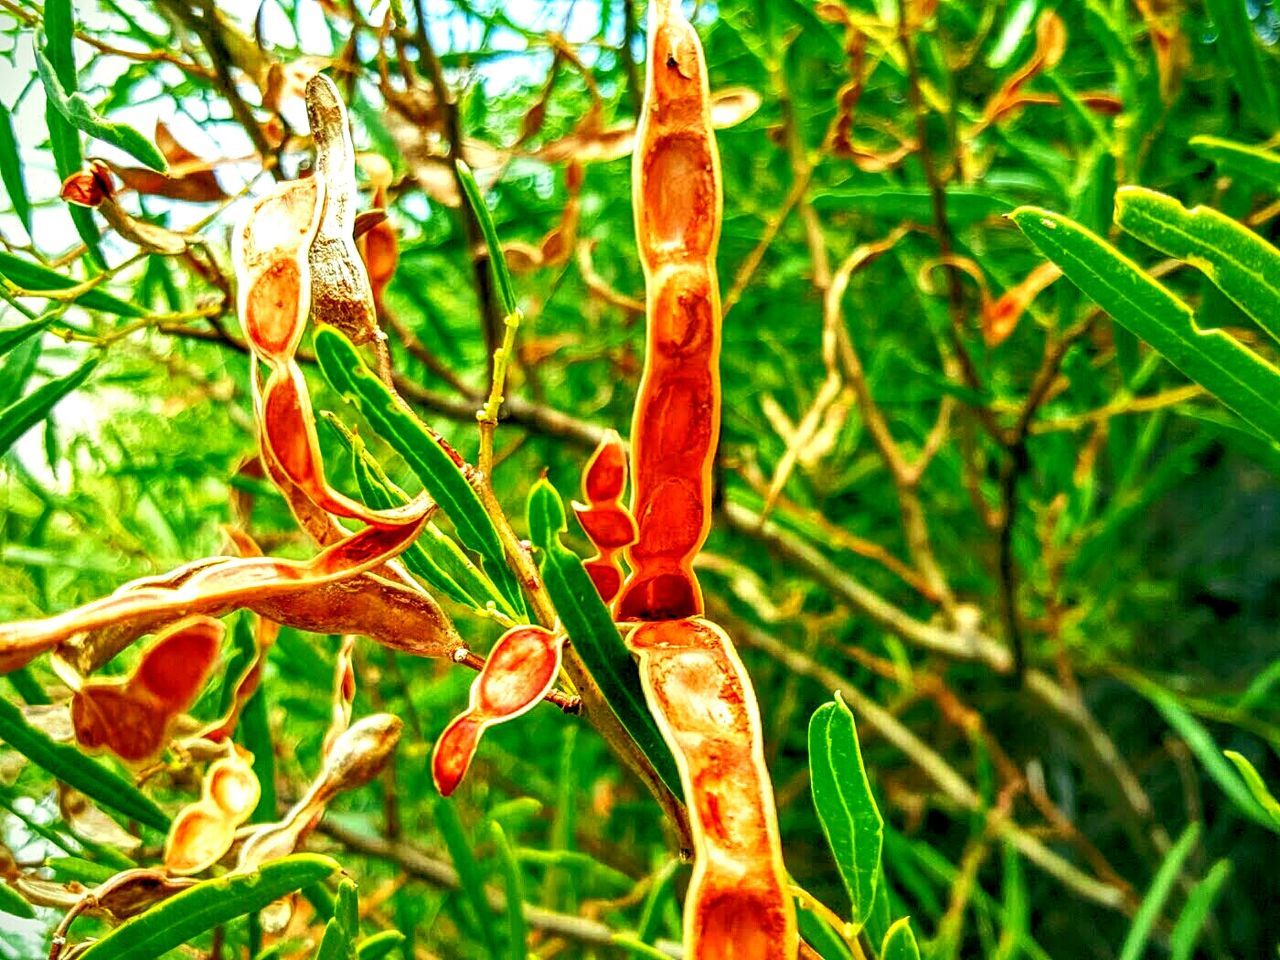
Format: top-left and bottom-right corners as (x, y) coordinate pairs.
(526, 479), (681, 795)
(0, 102), (32, 234)
(434, 799), (502, 959)
(76, 854), (339, 960)
(880, 917), (922, 960)
(490, 822), (527, 960)
(356, 931), (406, 960)
(1011, 206), (1280, 442)
(0, 357), (98, 457)
(1118, 823), (1200, 960)
(813, 188), (1014, 224)
(808, 692), (883, 927)
(456, 160), (517, 318)
(0, 686), (168, 831)
(0, 316), (52, 358)
(0, 251), (143, 316)
(1202, 0), (1278, 128)
(0, 879), (34, 919)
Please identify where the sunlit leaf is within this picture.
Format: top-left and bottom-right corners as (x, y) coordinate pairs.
(1012, 206), (1280, 442)
(313, 324), (525, 614)
(75, 854), (338, 960)
(1223, 750), (1280, 830)
(809, 692), (883, 927)
(1189, 135), (1280, 189)
(1170, 859), (1232, 960)
(0, 102), (32, 234)
(1115, 187), (1280, 343)
(880, 917), (922, 960)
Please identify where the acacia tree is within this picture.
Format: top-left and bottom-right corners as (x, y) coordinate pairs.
(0, 0), (1279, 958)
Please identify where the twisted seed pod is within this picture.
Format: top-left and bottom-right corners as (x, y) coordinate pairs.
(616, 0), (723, 623)
(432, 626), (566, 796)
(629, 618), (797, 958)
(572, 429), (637, 604)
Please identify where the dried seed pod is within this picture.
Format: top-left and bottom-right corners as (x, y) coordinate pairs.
(572, 429), (637, 604)
(627, 618), (796, 958)
(433, 626), (566, 796)
(0, 517), (434, 672)
(71, 616), (223, 762)
(165, 747), (261, 875)
(305, 75), (380, 344)
(616, 0), (723, 623)
(237, 713), (402, 873)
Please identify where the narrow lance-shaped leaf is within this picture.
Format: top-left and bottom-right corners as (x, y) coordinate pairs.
(434, 799), (502, 959)
(1011, 206), (1280, 443)
(0, 316), (51, 359)
(0, 879), (35, 919)
(0, 251), (143, 317)
(808, 692), (883, 928)
(526, 479), (681, 794)
(1115, 187), (1280, 344)
(490, 821), (527, 960)
(75, 854), (338, 960)
(0, 357), (98, 457)
(38, 0), (106, 267)
(1118, 822), (1200, 960)
(34, 34), (167, 173)
(1189, 135), (1280, 190)
(456, 161), (518, 319)
(0, 102), (32, 234)
(313, 324), (526, 615)
(0, 695), (169, 831)
(1169, 859), (1232, 960)
(1223, 750), (1280, 831)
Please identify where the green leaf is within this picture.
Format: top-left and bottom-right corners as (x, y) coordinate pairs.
(316, 881), (358, 960)
(0, 251), (143, 316)
(434, 799), (502, 959)
(46, 856), (117, 885)
(1118, 823), (1200, 960)
(1202, 0), (1278, 129)
(0, 316), (52, 359)
(490, 822), (527, 960)
(76, 854), (338, 960)
(313, 325), (526, 615)
(808, 692), (883, 928)
(0, 336), (44, 410)
(35, 34), (167, 173)
(456, 160), (517, 318)
(795, 896), (854, 960)
(1124, 672), (1278, 831)
(39, 0), (105, 267)
(880, 917), (922, 960)
(813, 188), (1014, 224)
(329, 418), (515, 616)
(0, 102), (32, 234)
(0, 357), (98, 457)
(1011, 206), (1280, 443)
(0, 692), (168, 831)
(1170, 859), (1231, 960)
(1114, 187), (1280, 343)
(1223, 750), (1280, 830)
(1189, 135), (1280, 189)
(525, 479), (681, 795)
(355, 931), (405, 960)
(0, 879), (34, 919)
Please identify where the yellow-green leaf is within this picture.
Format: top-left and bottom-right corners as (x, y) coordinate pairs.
(1190, 135), (1280, 189)
(881, 917), (922, 960)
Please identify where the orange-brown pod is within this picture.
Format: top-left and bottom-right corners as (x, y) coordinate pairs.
(432, 626), (565, 796)
(616, 0), (724, 623)
(573, 430), (637, 604)
(628, 617), (797, 958)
